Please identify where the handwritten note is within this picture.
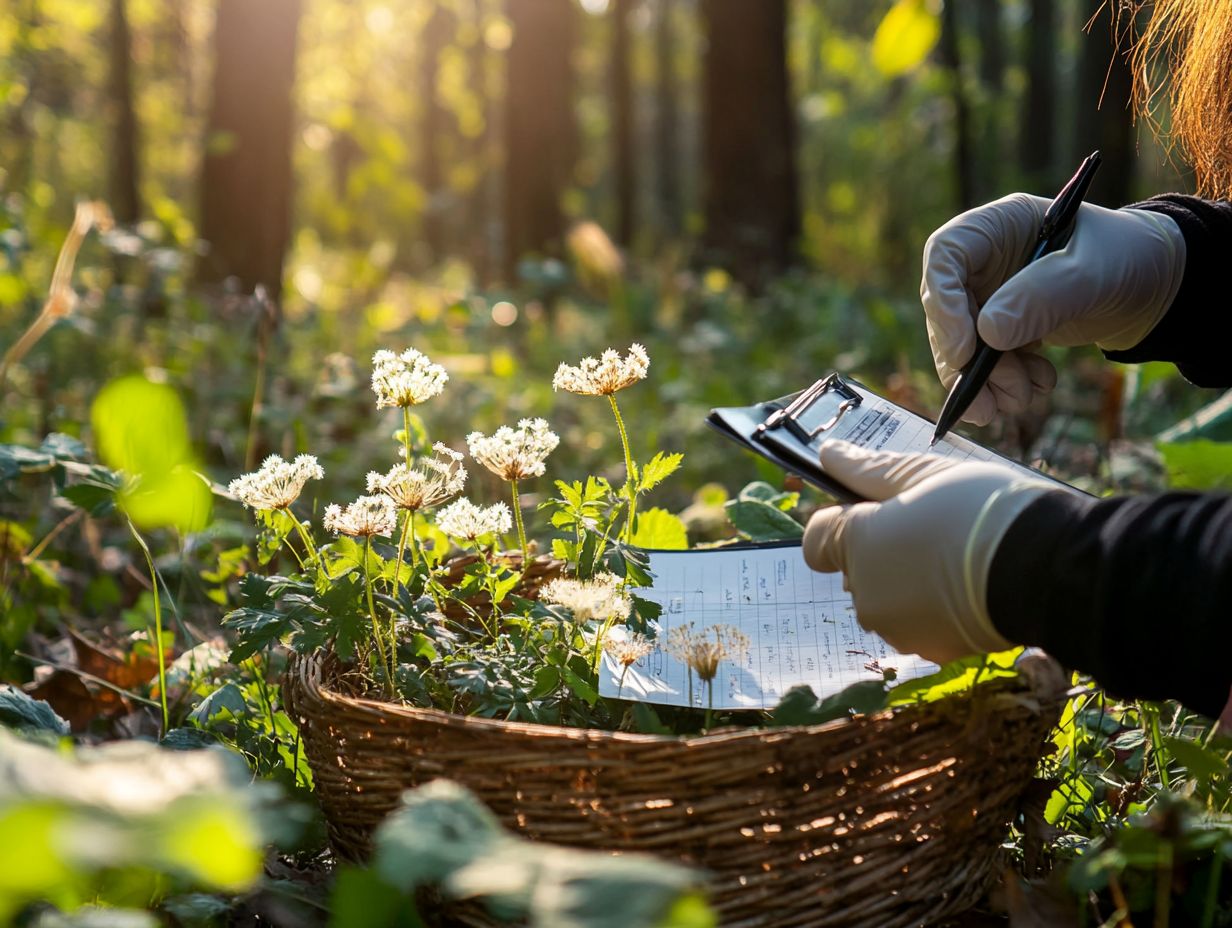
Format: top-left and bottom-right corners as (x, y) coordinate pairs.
(599, 544), (938, 710)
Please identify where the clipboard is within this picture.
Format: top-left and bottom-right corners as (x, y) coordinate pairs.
(706, 373), (1082, 503)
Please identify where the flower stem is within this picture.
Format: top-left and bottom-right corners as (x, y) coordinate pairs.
(510, 479), (529, 566)
(392, 508), (415, 596)
(705, 680), (714, 732)
(402, 408), (414, 466)
(127, 520), (169, 736)
(474, 542), (498, 638)
(285, 508), (319, 570)
(617, 664), (629, 699)
(364, 536), (393, 697)
(608, 394), (636, 544)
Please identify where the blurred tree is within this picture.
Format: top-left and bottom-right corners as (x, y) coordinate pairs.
(421, 3), (453, 262)
(701, 0), (798, 285)
(938, 0), (975, 211)
(611, 0), (635, 248)
(196, 0), (302, 302)
(1021, 0), (1056, 188)
(653, 0), (679, 240)
(974, 0), (1006, 199)
(107, 0), (140, 224)
(1075, 5), (1134, 206)
(504, 0), (576, 278)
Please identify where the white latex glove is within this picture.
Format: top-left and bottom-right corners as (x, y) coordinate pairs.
(801, 441), (1060, 664)
(922, 193), (1187, 425)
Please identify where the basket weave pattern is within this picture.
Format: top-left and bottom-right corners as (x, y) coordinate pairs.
(287, 653), (1062, 928)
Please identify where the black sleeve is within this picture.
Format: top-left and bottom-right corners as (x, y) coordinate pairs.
(987, 490), (1232, 719)
(1104, 195), (1232, 387)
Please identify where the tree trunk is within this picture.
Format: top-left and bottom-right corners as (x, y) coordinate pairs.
(701, 0), (798, 286)
(611, 0), (635, 248)
(107, 0), (141, 224)
(420, 3), (452, 263)
(467, 0), (496, 281)
(939, 0), (975, 211)
(974, 0), (1006, 199)
(196, 0), (302, 301)
(503, 0), (576, 278)
(653, 0), (679, 240)
(1021, 0), (1056, 188)
(1075, 5), (1135, 206)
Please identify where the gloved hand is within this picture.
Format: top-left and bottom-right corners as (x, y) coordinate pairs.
(922, 193), (1187, 425)
(802, 441), (1061, 664)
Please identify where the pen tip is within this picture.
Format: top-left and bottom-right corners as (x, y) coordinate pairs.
(928, 436), (938, 448)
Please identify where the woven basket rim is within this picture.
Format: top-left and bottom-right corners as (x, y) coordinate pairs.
(291, 648), (1048, 748)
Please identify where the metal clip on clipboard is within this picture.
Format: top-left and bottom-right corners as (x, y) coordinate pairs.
(756, 374), (862, 445)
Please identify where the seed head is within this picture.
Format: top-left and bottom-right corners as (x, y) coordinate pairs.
(603, 630), (654, 667)
(466, 418), (559, 481)
(227, 454), (324, 511)
(552, 343), (649, 396)
(665, 623), (750, 683)
(541, 573), (632, 625)
(367, 442), (466, 512)
(436, 498), (512, 541)
(371, 348), (448, 409)
(323, 495), (397, 538)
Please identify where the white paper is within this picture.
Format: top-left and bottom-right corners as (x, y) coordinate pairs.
(766, 380), (1054, 486)
(599, 544), (938, 710)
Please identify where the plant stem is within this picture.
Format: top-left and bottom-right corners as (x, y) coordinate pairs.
(402, 408), (414, 466)
(617, 664), (629, 699)
(474, 542), (498, 638)
(509, 479), (529, 567)
(284, 508), (319, 570)
(608, 394), (637, 544)
(392, 508), (415, 596)
(364, 536), (393, 697)
(705, 679), (714, 732)
(127, 519), (169, 735)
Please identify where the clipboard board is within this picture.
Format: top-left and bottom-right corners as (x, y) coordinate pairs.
(706, 373), (1082, 503)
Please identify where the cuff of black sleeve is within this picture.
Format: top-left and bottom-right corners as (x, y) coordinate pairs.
(1107, 195), (1232, 387)
(986, 491), (1099, 648)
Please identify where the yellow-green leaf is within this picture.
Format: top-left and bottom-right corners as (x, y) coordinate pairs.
(629, 507), (688, 551)
(871, 0), (940, 78)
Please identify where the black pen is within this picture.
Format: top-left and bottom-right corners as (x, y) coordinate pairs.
(930, 151), (1103, 446)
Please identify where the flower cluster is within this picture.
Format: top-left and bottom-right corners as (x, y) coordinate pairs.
(541, 573), (632, 625)
(367, 442), (466, 512)
(371, 348), (448, 409)
(436, 498), (513, 541)
(665, 624), (750, 683)
(323, 495), (398, 538)
(552, 344), (649, 396)
(467, 418), (559, 481)
(227, 454), (324, 510)
(602, 630), (654, 668)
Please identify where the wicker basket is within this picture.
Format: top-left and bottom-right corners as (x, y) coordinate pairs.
(286, 651), (1065, 928)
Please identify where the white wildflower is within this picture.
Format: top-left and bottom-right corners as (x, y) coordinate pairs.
(371, 348), (448, 409)
(323, 495), (397, 538)
(665, 623), (750, 683)
(466, 418), (559, 481)
(552, 343), (649, 396)
(227, 454), (323, 510)
(602, 630), (654, 667)
(436, 498), (512, 541)
(366, 442), (467, 512)
(541, 573), (632, 625)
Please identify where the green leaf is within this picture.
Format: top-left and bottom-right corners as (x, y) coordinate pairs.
(330, 864), (426, 928)
(871, 0), (940, 77)
(60, 480), (119, 517)
(0, 444), (55, 480)
(724, 500), (803, 542)
(1157, 440), (1232, 491)
(189, 683), (249, 726)
(1162, 735), (1230, 781)
(769, 681), (886, 727)
(39, 433), (87, 461)
(0, 685), (70, 735)
(886, 650), (1021, 705)
(629, 508), (688, 550)
(638, 452), (683, 493)
(562, 666), (600, 706)
(1044, 775), (1093, 826)
(630, 702), (672, 735)
(529, 666), (561, 700)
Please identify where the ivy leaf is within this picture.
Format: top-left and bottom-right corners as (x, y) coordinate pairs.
(629, 507), (688, 550)
(189, 682), (249, 726)
(724, 500), (803, 542)
(638, 452), (683, 493)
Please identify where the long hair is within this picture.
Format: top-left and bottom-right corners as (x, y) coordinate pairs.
(1133, 0), (1232, 197)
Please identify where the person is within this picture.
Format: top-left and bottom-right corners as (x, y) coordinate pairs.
(800, 0), (1232, 723)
